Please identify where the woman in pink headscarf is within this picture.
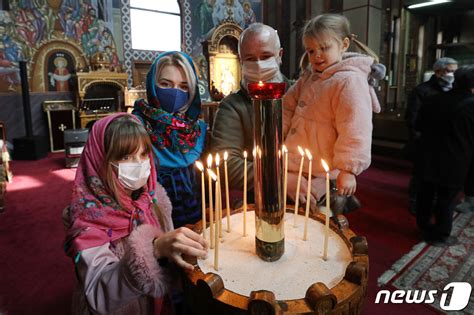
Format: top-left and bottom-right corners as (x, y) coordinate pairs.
(63, 113), (208, 314)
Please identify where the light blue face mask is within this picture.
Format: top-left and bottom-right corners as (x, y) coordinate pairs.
(156, 86), (189, 113)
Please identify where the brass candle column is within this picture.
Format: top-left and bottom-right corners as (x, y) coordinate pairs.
(248, 82), (286, 262)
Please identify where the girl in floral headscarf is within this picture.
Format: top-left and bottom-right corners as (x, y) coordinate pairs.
(64, 113), (208, 314)
(133, 51), (207, 228)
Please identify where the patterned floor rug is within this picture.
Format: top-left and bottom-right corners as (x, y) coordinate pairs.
(378, 212), (473, 314)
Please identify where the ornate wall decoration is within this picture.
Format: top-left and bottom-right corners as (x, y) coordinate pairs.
(30, 39), (88, 92)
(0, 0), (121, 92)
(119, 0), (261, 90)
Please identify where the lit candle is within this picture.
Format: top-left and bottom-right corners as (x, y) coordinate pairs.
(247, 81), (287, 100)
(321, 159), (330, 260)
(294, 146), (305, 226)
(243, 150), (248, 236)
(303, 149), (313, 241)
(223, 151), (231, 232)
(282, 145), (288, 213)
(207, 154), (214, 249)
(215, 153), (222, 238)
(215, 176), (220, 270)
(207, 169), (219, 270)
(195, 161), (206, 240)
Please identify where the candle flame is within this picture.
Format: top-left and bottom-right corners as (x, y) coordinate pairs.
(215, 153), (220, 166)
(305, 149), (312, 160)
(243, 150), (248, 158)
(207, 154), (213, 168)
(195, 161), (204, 172)
(297, 146), (305, 157)
(282, 144), (288, 153)
(207, 169), (217, 181)
(321, 159), (329, 172)
(223, 151), (228, 161)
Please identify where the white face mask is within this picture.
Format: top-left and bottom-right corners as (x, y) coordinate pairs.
(441, 72), (455, 84)
(242, 56), (281, 83)
(113, 158), (151, 191)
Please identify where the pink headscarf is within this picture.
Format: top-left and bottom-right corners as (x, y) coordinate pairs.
(65, 113), (159, 257)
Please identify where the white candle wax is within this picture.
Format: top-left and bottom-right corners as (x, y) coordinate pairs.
(207, 155), (214, 249)
(243, 150), (248, 236)
(224, 151), (231, 232)
(294, 146), (305, 226)
(303, 150), (312, 241)
(195, 161), (206, 240)
(321, 159), (330, 260)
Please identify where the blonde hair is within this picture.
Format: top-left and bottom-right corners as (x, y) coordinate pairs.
(300, 14), (379, 72)
(154, 53), (197, 112)
(102, 115), (153, 208)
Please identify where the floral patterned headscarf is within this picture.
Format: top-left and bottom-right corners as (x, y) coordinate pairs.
(133, 51), (203, 153)
(64, 113), (159, 257)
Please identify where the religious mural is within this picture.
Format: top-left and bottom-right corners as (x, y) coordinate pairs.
(190, 0), (261, 100)
(46, 51), (74, 92)
(0, 0), (122, 92)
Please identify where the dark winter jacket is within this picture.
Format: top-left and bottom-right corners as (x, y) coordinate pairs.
(407, 75), (444, 138)
(416, 89), (474, 188)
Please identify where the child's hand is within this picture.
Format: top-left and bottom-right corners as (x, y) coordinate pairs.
(287, 172), (318, 211)
(153, 227), (209, 270)
(336, 171), (357, 196)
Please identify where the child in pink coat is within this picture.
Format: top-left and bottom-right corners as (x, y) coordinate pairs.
(283, 14), (381, 212)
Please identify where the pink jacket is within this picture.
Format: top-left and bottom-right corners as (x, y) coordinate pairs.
(283, 53), (381, 178)
(70, 184), (174, 315)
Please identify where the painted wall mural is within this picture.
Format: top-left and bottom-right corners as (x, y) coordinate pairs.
(189, 0), (260, 56)
(0, 0), (122, 92)
(119, 0), (261, 101)
(188, 0), (261, 101)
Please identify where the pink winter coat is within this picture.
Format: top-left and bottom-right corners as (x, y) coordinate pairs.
(283, 53), (381, 178)
(68, 184), (175, 315)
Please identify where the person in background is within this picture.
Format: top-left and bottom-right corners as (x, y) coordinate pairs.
(211, 23), (291, 205)
(405, 57), (458, 215)
(451, 66), (474, 214)
(63, 113), (208, 314)
(415, 65), (474, 245)
(133, 51), (207, 229)
(283, 14), (381, 215)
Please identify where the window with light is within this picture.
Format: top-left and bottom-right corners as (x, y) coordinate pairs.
(130, 0), (181, 51)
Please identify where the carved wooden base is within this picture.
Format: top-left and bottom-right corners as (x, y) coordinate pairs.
(182, 207), (369, 315)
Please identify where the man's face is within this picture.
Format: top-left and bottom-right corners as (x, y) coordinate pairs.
(239, 32), (281, 63)
(436, 63), (458, 77)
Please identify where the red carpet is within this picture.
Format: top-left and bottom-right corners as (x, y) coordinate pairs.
(0, 154), (76, 315)
(0, 153), (442, 314)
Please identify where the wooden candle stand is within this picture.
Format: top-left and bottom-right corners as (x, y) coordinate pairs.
(182, 206), (369, 315)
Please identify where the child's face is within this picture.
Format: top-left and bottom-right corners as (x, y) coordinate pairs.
(117, 144), (149, 164)
(303, 34), (349, 72)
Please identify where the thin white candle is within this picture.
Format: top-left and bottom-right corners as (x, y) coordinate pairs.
(294, 146), (305, 226)
(214, 175), (220, 270)
(207, 155), (214, 249)
(282, 145), (288, 213)
(321, 159), (330, 260)
(215, 153), (222, 238)
(195, 161), (206, 240)
(223, 151), (231, 232)
(243, 150), (248, 236)
(303, 149), (313, 241)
